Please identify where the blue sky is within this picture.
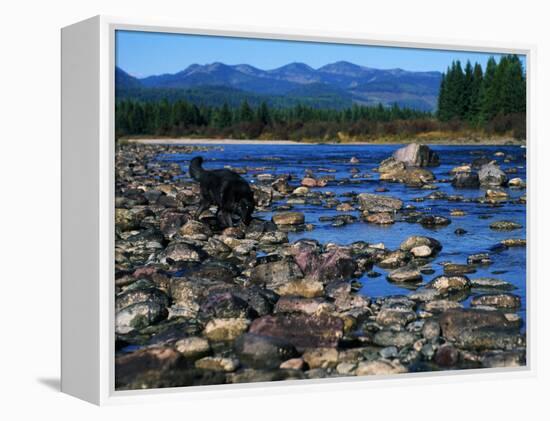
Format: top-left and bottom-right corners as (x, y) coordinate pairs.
(116, 30), (525, 78)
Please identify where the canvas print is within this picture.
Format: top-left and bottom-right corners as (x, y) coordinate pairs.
(114, 30), (527, 391)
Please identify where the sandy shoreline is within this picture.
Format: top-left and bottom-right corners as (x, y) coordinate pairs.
(126, 137), (525, 146)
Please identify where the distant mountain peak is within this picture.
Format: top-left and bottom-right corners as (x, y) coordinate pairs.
(275, 62), (315, 71)
(317, 61), (370, 76)
(117, 60), (442, 111)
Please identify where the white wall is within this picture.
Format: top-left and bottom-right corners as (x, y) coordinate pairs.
(1, 0), (548, 418)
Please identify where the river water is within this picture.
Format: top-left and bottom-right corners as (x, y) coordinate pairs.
(158, 143), (527, 327)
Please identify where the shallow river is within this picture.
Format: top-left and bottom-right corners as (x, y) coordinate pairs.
(158, 144), (527, 326)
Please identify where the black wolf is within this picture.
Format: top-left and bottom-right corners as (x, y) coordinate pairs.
(189, 156), (255, 227)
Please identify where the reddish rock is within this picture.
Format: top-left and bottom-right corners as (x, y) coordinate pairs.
(434, 345), (459, 367)
(249, 313), (344, 349)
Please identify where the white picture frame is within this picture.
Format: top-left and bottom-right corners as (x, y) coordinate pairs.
(61, 15), (535, 405)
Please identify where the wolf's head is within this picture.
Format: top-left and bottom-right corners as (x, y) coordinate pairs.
(236, 197), (255, 225)
(189, 156), (204, 181)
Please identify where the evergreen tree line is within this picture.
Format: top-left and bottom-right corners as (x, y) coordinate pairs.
(115, 99), (433, 141)
(437, 55), (526, 124)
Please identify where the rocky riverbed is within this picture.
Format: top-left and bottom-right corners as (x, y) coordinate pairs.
(115, 142), (527, 390)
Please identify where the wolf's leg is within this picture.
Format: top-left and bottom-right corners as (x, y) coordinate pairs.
(195, 199), (209, 220)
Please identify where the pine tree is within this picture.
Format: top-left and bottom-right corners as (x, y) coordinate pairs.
(462, 61), (474, 119)
(436, 68), (449, 120)
(480, 56), (498, 121)
(256, 101), (271, 125)
(239, 100), (254, 122)
(215, 102), (232, 128)
(467, 63), (484, 123)
(501, 55), (526, 114)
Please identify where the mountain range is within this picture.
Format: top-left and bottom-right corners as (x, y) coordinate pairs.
(116, 61), (442, 111)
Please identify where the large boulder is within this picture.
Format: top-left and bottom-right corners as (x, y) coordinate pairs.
(478, 162), (508, 187)
(249, 313), (344, 349)
(392, 143), (440, 167)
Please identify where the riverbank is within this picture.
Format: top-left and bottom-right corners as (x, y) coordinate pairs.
(124, 136), (525, 146)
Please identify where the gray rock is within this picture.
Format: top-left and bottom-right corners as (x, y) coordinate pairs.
(439, 308), (516, 341)
(116, 286), (169, 313)
(455, 328), (525, 350)
(471, 293), (521, 309)
(115, 301), (167, 334)
(373, 330), (417, 348)
(467, 253), (492, 265)
(481, 350), (526, 368)
(357, 193), (403, 212)
(376, 307), (417, 326)
(161, 242), (206, 263)
(392, 143), (440, 167)
(387, 265), (423, 283)
(470, 278), (516, 290)
(479, 162), (508, 187)
(249, 258), (303, 289)
(426, 275), (471, 293)
(379, 346), (399, 359)
(234, 333), (298, 369)
(422, 319), (441, 340)
(490, 221), (523, 231)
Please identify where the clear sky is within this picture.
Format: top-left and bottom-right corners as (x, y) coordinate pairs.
(116, 30), (525, 78)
